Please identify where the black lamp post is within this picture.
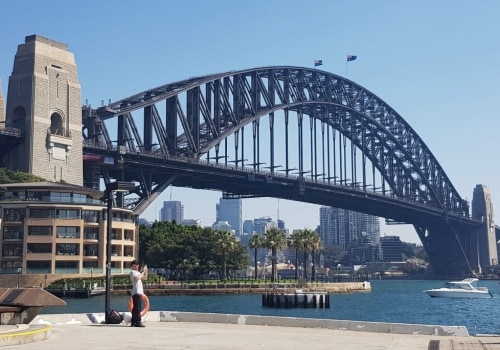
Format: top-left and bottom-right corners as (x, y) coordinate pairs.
(16, 267), (21, 288)
(104, 181), (135, 324)
(90, 268), (93, 289)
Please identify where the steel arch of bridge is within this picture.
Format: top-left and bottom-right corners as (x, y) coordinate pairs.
(84, 66), (467, 216)
(82, 66), (480, 277)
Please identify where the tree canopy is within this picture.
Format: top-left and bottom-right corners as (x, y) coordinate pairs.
(138, 221), (248, 280)
(0, 168), (45, 184)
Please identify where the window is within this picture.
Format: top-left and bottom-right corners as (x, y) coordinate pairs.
(27, 243), (52, 254)
(50, 112), (63, 136)
(26, 261), (51, 274)
(3, 208), (25, 222)
(2, 244), (22, 256)
(3, 226), (23, 239)
(56, 243), (79, 255)
(29, 208), (54, 219)
(84, 244), (98, 256)
(73, 193), (87, 204)
(82, 210), (99, 223)
(84, 227), (99, 240)
(28, 226), (52, 236)
(50, 192), (71, 203)
(56, 209), (80, 219)
(56, 226), (80, 238)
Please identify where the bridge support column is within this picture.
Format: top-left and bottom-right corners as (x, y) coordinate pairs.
(5, 35), (83, 185)
(471, 185), (498, 272)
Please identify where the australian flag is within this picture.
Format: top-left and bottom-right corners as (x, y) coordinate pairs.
(314, 60), (323, 67)
(347, 55), (357, 62)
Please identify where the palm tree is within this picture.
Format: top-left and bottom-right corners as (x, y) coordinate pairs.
(310, 233), (324, 281)
(263, 227), (288, 282)
(248, 234), (264, 279)
(288, 231), (304, 280)
(214, 230), (236, 281)
(299, 228), (317, 281)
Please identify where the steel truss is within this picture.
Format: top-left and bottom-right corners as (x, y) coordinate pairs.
(82, 66), (481, 277)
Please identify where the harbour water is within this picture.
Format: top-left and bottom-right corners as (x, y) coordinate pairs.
(41, 279), (500, 335)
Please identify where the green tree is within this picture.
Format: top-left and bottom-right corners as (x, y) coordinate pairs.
(263, 227), (288, 282)
(402, 242), (416, 260)
(248, 234), (264, 279)
(288, 231), (304, 280)
(297, 228), (318, 281)
(309, 233), (323, 281)
(139, 222), (249, 280)
(0, 168), (45, 183)
(213, 230), (237, 281)
(321, 245), (346, 268)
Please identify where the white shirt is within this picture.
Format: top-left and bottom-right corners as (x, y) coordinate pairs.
(130, 270), (144, 295)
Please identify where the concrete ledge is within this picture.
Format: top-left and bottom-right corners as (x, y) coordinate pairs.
(0, 324), (51, 347)
(157, 311), (469, 337)
(30, 311), (470, 337)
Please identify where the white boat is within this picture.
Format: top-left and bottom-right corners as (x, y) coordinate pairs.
(424, 278), (493, 298)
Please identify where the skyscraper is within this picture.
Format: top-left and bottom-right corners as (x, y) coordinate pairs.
(319, 207), (380, 249)
(216, 198), (242, 235)
(160, 201), (183, 223)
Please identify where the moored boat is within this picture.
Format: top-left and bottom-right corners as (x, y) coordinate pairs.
(423, 278), (492, 298)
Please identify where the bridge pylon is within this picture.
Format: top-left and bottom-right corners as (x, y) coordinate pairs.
(5, 35), (83, 185)
(471, 184), (498, 272)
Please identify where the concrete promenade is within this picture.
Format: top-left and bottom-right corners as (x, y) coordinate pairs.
(1, 312), (500, 349)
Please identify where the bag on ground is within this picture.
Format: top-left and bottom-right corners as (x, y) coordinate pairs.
(106, 309), (123, 324)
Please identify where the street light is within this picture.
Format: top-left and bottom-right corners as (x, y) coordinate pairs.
(104, 181), (135, 324)
(16, 267), (21, 288)
(90, 268), (93, 289)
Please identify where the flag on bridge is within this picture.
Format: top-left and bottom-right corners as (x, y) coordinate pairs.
(347, 55), (357, 62)
(314, 59), (323, 67)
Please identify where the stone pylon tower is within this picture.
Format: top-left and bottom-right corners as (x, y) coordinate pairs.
(471, 184), (498, 270)
(5, 35), (82, 185)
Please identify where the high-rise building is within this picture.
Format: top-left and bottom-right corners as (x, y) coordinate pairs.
(160, 201), (183, 223)
(380, 236), (403, 262)
(243, 220), (254, 234)
(212, 220), (233, 233)
(319, 207), (380, 250)
(216, 198), (242, 236)
(253, 217), (274, 235)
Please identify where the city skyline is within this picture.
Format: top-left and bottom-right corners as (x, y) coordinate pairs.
(2, 1), (500, 245)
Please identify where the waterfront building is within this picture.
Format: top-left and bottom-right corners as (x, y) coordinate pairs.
(380, 236), (403, 262)
(160, 201), (183, 223)
(0, 182), (138, 285)
(216, 198), (242, 236)
(0, 35), (139, 287)
(319, 206), (380, 250)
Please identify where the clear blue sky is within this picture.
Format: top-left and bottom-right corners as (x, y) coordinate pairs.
(1, 1), (499, 244)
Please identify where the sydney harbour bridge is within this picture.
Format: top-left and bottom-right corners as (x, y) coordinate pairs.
(76, 66), (497, 278)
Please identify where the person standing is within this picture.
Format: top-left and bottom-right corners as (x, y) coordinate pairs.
(130, 260), (147, 327)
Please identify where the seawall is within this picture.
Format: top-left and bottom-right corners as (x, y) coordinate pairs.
(111, 281), (371, 296)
